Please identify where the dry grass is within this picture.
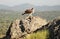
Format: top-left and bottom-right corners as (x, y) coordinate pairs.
(25, 29), (49, 39)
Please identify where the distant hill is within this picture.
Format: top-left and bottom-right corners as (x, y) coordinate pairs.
(0, 5), (11, 10)
(12, 4), (35, 11)
(0, 3), (60, 11)
(35, 6), (60, 11)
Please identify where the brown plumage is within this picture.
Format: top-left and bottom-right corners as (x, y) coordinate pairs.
(22, 8), (34, 15)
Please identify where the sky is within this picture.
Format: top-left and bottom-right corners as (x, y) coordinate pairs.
(0, 0), (60, 6)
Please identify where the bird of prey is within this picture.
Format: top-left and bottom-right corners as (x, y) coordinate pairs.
(22, 8), (34, 16)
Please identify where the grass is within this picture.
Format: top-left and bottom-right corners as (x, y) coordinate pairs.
(25, 30), (49, 39)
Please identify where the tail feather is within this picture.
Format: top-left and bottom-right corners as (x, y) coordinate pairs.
(22, 13), (25, 15)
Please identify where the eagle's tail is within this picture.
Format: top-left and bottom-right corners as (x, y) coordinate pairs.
(22, 13), (25, 15)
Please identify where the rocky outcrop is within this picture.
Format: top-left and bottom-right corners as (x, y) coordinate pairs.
(4, 16), (47, 39)
(3, 16), (60, 39)
(34, 17), (60, 39)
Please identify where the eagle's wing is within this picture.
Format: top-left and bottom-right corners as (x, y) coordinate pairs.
(25, 9), (32, 13)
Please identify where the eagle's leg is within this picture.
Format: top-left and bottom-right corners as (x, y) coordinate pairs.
(26, 13), (32, 19)
(29, 13), (33, 17)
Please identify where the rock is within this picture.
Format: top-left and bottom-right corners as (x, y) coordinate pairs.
(4, 16), (47, 39)
(5, 20), (27, 39)
(22, 16), (47, 33)
(10, 20), (25, 39)
(34, 17), (60, 39)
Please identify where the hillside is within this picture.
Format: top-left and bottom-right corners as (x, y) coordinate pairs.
(0, 10), (60, 21)
(0, 4), (60, 11)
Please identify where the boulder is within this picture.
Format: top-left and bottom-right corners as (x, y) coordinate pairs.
(34, 17), (60, 39)
(5, 16), (47, 39)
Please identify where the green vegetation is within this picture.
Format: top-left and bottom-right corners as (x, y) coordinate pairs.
(34, 11), (60, 21)
(25, 30), (49, 39)
(0, 10), (60, 38)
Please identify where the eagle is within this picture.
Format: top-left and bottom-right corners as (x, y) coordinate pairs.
(22, 8), (34, 16)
